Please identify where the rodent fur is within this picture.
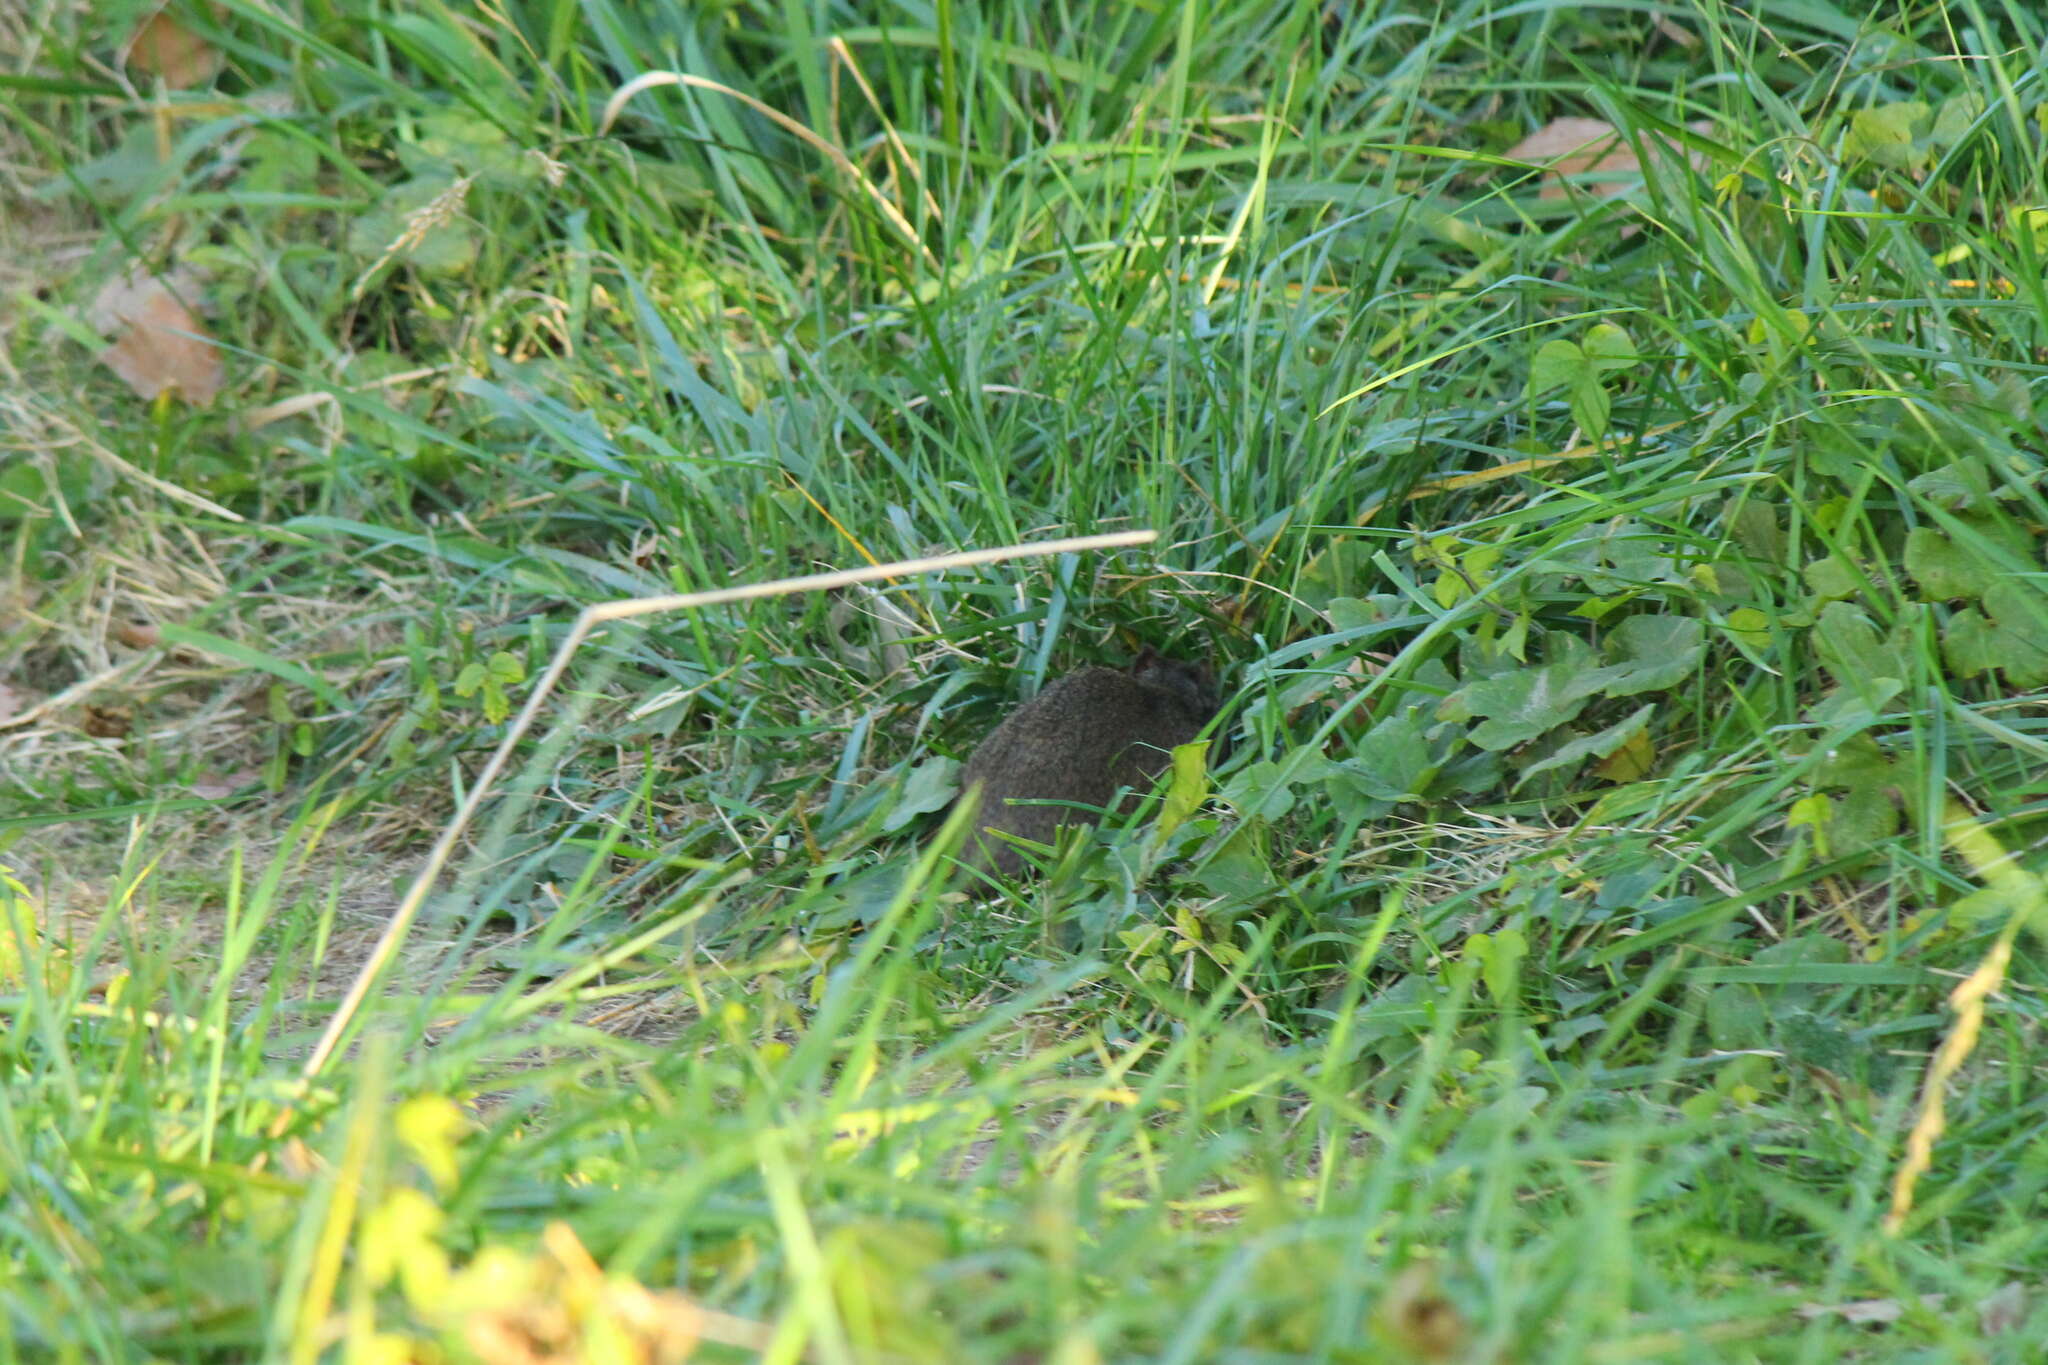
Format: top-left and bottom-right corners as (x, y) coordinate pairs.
(955, 649), (1218, 875)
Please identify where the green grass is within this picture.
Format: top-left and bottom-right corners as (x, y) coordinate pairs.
(5, 0), (2048, 1358)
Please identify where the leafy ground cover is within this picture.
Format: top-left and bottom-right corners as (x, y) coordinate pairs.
(4, 0), (2048, 1359)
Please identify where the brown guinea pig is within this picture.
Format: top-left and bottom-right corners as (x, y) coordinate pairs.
(953, 649), (1218, 875)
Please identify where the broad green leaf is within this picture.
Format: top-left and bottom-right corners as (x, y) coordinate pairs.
(1220, 761), (1294, 821)
(1828, 782), (1900, 857)
(1465, 927), (1527, 1003)
(238, 126), (322, 196)
(1324, 596), (1384, 632)
(1706, 983), (1770, 1049)
(1930, 92), (1984, 148)
(1601, 615), (1706, 695)
(1334, 708), (1434, 801)
(1787, 793), (1831, 834)
(1802, 554), (1862, 602)
(1981, 582), (2048, 686)
(1184, 823), (1275, 900)
(1812, 734), (1893, 791)
(1706, 933), (1858, 1063)
(1724, 607), (1772, 650)
(1844, 101), (1930, 168)
(1949, 881), (2042, 931)
(1433, 568), (1468, 609)
(1530, 338), (1586, 395)
(399, 110), (528, 188)
(1155, 740), (1213, 841)
(1809, 680), (1901, 725)
(1728, 501), (1784, 562)
(1582, 323), (1638, 371)
(1220, 757), (1335, 821)
(1904, 525), (1994, 601)
(1813, 601), (1900, 689)
(49, 120), (173, 201)
(879, 757), (960, 833)
(1906, 457), (1993, 512)
(1455, 653), (1622, 751)
(1569, 375), (1613, 441)
(1775, 1009), (1862, 1076)
(1593, 726), (1654, 782)
(1983, 582), (2048, 648)
(1519, 703), (1655, 781)
(0, 455), (95, 523)
(1940, 606), (1998, 678)
(1295, 540), (1383, 613)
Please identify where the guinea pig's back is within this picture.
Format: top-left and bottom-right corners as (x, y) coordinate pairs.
(956, 665), (1214, 872)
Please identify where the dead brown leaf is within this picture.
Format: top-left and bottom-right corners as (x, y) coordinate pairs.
(90, 266), (224, 406)
(1503, 116), (1714, 200)
(1653, 14), (1700, 47)
(1374, 1264), (1468, 1361)
(1506, 116), (1631, 168)
(447, 1222), (753, 1364)
(189, 766), (262, 800)
(81, 704), (134, 739)
(125, 5), (224, 89)
(1979, 1281), (2027, 1336)
(1796, 1293), (1944, 1325)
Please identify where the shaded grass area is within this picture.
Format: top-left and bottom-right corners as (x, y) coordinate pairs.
(4, 0), (2048, 1358)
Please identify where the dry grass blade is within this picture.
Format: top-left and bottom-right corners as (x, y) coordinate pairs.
(1886, 798), (2044, 1233)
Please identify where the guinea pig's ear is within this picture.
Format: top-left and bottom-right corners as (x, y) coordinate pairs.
(1131, 645), (1161, 672)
